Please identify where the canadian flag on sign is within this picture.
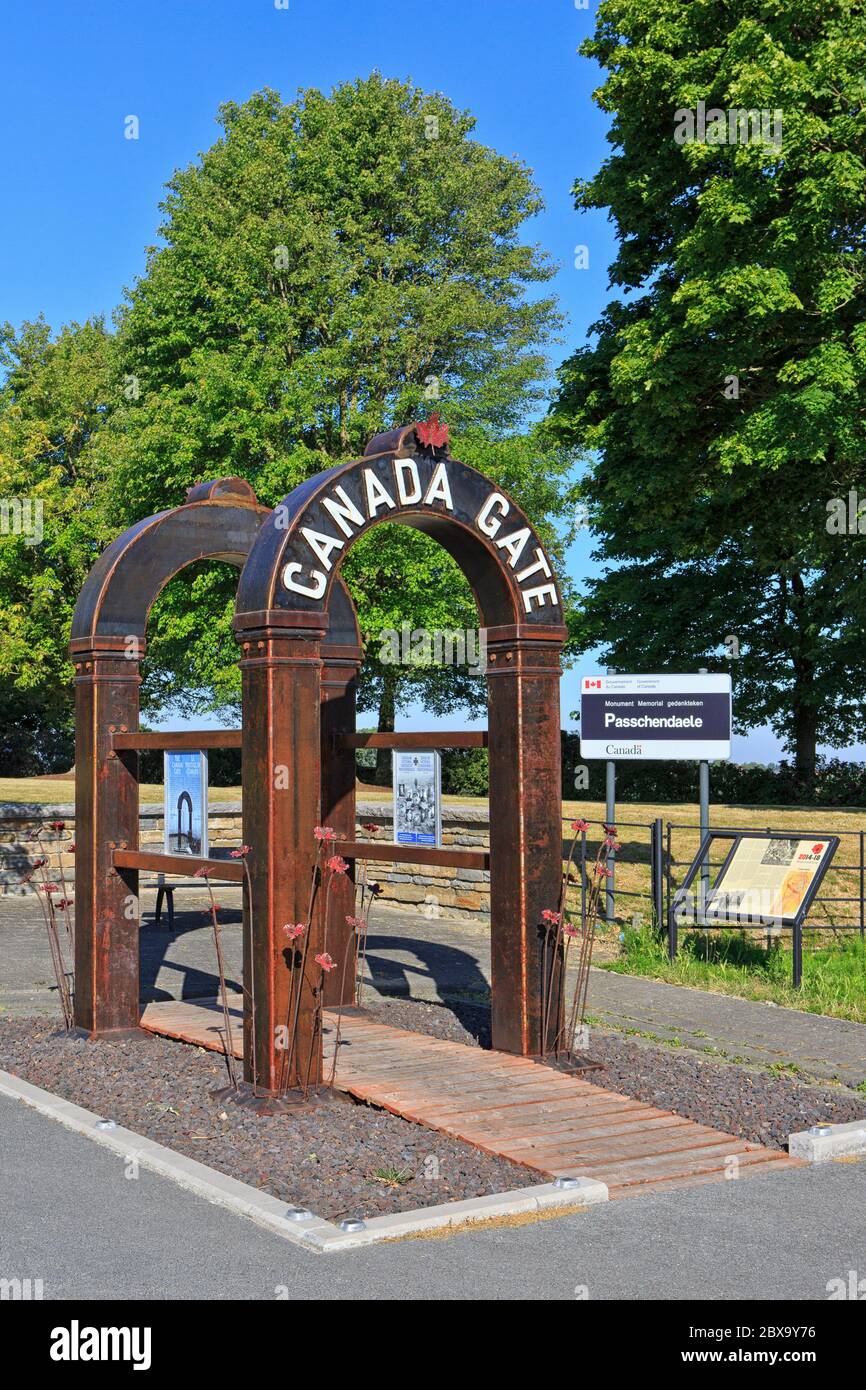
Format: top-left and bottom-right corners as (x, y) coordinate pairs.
(584, 678), (602, 689)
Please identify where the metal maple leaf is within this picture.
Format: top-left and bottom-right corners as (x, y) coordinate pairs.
(415, 413), (449, 450)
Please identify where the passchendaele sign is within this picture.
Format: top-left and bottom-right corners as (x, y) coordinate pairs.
(579, 673), (732, 760)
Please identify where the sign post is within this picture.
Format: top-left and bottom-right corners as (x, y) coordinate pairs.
(605, 759), (616, 920)
(697, 667), (710, 903)
(699, 758), (710, 906)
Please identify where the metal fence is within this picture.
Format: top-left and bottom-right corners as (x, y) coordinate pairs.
(567, 815), (866, 940)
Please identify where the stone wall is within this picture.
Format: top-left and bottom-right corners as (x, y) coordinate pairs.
(0, 800), (491, 922)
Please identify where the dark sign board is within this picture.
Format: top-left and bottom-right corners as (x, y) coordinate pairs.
(580, 673), (732, 760)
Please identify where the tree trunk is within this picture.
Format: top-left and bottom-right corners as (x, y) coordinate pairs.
(788, 570), (818, 793)
(792, 708), (818, 789)
(375, 669), (398, 786)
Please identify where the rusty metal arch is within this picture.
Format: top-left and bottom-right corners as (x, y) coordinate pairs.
(234, 425), (566, 1092)
(69, 478), (362, 1041)
(70, 478), (266, 649)
(236, 425), (563, 630)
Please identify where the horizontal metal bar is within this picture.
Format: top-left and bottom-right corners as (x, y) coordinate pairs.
(679, 921), (863, 933)
(666, 821), (863, 837)
(111, 730), (242, 751)
(339, 839), (489, 870)
(113, 849), (245, 882)
(340, 731), (488, 749)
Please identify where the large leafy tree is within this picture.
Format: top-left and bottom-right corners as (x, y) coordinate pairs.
(0, 317), (113, 772)
(551, 0), (866, 779)
(103, 76), (574, 732)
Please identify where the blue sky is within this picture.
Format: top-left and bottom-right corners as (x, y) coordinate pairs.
(0, 0), (836, 763)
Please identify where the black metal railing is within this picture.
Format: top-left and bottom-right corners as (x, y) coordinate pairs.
(563, 814), (866, 942)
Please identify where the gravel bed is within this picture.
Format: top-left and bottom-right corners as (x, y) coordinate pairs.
(364, 996), (866, 1151)
(5, 996), (863, 1221)
(0, 1016), (531, 1222)
(366, 996), (491, 1047)
(584, 1031), (866, 1150)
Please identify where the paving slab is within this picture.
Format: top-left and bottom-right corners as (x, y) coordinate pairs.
(586, 970), (866, 1088)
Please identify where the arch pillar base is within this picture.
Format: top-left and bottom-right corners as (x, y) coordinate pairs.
(70, 638), (142, 1037)
(236, 611), (328, 1095)
(486, 624), (567, 1057)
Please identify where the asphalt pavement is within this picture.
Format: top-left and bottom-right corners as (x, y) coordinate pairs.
(2, 1090), (865, 1301)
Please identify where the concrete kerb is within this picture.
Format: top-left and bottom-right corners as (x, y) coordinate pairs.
(0, 1068), (607, 1253)
(789, 1119), (866, 1163)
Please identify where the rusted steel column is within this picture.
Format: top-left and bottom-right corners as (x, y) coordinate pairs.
(69, 637), (142, 1037)
(320, 643), (363, 1007)
(486, 623), (567, 1056)
(235, 611), (326, 1093)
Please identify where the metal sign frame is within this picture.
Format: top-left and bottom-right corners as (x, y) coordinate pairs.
(672, 829), (840, 931)
(670, 829), (840, 988)
(163, 750), (209, 858)
(392, 749), (442, 847)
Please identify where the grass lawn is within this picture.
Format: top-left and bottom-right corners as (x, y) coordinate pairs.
(601, 922), (866, 1026)
(0, 778), (480, 807)
(0, 778), (246, 805)
(561, 797), (866, 936)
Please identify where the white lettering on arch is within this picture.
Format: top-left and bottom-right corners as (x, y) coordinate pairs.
(422, 462), (454, 509)
(300, 526), (343, 572)
(282, 563), (327, 599)
(476, 492), (509, 537)
(322, 485), (364, 537)
(393, 459), (423, 505)
(363, 468), (397, 516)
(495, 526), (530, 569)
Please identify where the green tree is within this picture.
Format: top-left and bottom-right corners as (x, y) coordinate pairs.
(0, 317), (113, 772)
(103, 76), (575, 730)
(551, 0), (866, 781)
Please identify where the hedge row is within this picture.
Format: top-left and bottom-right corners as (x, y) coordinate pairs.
(364, 742), (866, 807)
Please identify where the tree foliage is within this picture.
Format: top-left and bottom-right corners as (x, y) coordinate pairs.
(0, 318), (113, 771)
(0, 78), (577, 763)
(551, 0), (866, 776)
(102, 76), (574, 724)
